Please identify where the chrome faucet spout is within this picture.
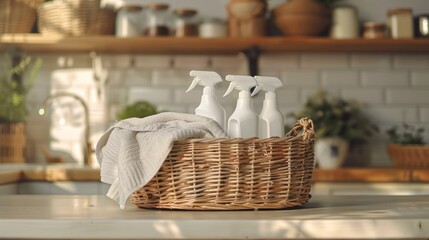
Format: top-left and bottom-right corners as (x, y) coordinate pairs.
(39, 92), (92, 166)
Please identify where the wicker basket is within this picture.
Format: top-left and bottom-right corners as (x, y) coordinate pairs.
(387, 144), (429, 168)
(131, 118), (315, 210)
(37, 0), (115, 36)
(0, 123), (26, 163)
(0, 0), (43, 33)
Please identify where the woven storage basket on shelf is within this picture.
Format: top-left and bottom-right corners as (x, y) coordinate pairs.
(131, 118), (315, 210)
(0, 123), (26, 163)
(37, 0), (115, 36)
(0, 0), (43, 33)
(387, 144), (429, 168)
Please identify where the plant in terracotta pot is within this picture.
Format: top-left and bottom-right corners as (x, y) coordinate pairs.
(0, 51), (41, 163)
(386, 124), (429, 168)
(273, 0), (342, 36)
(287, 90), (377, 169)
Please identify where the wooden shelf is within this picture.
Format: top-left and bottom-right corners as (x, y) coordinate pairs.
(1, 34), (429, 54)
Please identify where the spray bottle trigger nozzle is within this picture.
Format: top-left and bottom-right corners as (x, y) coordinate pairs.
(251, 85), (261, 97)
(186, 77), (199, 93)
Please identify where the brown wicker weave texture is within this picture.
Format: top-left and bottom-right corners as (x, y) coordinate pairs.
(0, 0), (43, 33)
(387, 144), (429, 168)
(131, 118), (315, 210)
(0, 123), (26, 163)
(38, 0), (115, 36)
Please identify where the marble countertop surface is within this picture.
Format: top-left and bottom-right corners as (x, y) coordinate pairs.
(0, 195), (427, 239)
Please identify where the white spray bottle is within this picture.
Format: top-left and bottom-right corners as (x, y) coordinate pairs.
(186, 70), (226, 129)
(254, 76), (284, 138)
(223, 75), (260, 138)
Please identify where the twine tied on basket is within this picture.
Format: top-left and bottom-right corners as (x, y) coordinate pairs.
(288, 118), (315, 142)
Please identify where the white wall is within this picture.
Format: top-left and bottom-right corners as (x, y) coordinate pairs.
(104, 0), (429, 22)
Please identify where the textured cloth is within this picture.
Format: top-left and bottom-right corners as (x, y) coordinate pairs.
(95, 112), (228, 208)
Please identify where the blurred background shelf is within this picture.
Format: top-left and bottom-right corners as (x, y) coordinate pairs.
(1, 34), (429, 54)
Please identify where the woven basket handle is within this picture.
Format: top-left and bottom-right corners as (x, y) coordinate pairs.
(286, 118), (315, 142)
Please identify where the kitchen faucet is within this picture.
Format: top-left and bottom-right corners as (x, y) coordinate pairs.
(39, 92), (92, 166)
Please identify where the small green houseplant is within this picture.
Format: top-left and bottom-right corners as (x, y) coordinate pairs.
(287, 90), (377, 168)
(386, 124), (428, 168)
(0, 51), (41, 163)
(116, 101), (158, 121)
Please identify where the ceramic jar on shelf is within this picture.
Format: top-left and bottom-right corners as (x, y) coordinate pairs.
(226, 0), (267, 37)
(273, 0), (331, 36)
(388, 8), (414, 39)
(330, 6), (359, 39)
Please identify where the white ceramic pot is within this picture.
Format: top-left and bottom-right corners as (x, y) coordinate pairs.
(330, 6), (359, 39)
(315, 137), (349, 169)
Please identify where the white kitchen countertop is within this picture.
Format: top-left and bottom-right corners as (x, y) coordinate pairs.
(0, 195), (427, 239)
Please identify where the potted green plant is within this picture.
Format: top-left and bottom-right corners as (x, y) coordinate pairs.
(116, 101), (158, 120)
(0, 51), (41, 163)
(386, 124), (428, 168)
(287, 90), (377, 169)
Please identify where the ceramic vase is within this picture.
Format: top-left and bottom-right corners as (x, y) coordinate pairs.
(273, 0), (331, 36)
(315, 137), (349, 169)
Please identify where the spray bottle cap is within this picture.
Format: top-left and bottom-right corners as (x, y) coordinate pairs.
(223, 75), (261, 97)
(186, 70), (223, 92)
(253, 76), (283, 93)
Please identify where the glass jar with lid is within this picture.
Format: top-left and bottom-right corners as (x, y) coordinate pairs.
(143, 3), (170, 36)
(388, 8), (414, 39)
(173, 8), (199, 37)
(116, 4), (143, 37)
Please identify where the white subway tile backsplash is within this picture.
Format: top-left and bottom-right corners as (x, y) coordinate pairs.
(411, 71), (429, 86)
(386, 89), (429, 104)
(106, 88), (128, 104)
(282, 70), (319, 86)
(419, 108), (429, 122)
(173, 55), (210, 69)
(152, 69), (191, 86)
(174, 87), (201, 104)
(101, 54), (132, 69)
(394, 54), (429, 68)
(341, 89), (384, 103)
(363, 107), (418, 123)
(135, 55), (172, 69)
(321, 71), (359, 86)
(24, 52), (429, 165)
(351, 54), (392, 69)
(277, 89), (300, 104)
(210, 55), (242, 68)
(156, 104), (187, 113)
(258, 69), (281, 78)
(128, 87), (173, 104)
(301, 53), (348, 68)
(124, 69), (152, 87)
(361, 71), (409, 86)
(301, 88), (341, 103)
(260, 54), (299, 69)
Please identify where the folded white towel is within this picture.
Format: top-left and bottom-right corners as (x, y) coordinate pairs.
(95, 112), (228, 208)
